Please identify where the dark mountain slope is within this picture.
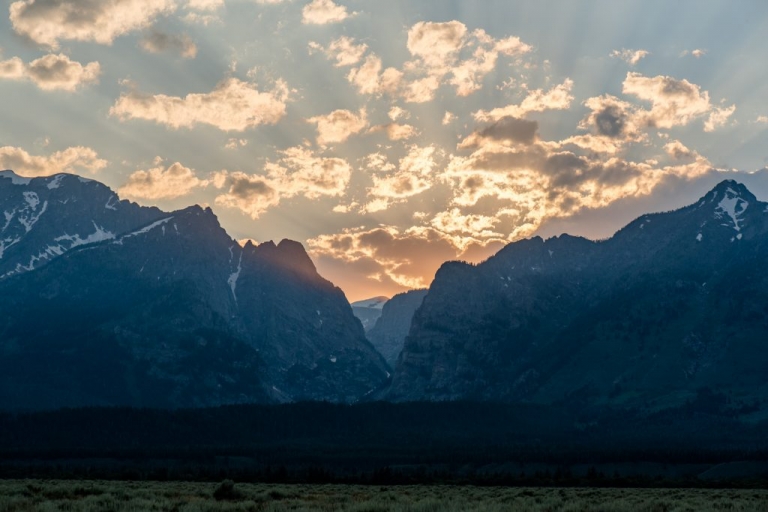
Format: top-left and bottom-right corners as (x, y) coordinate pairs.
(389, 181), (768, 412)
(368, 289), (428, 367)
(0, 173), (388, 409)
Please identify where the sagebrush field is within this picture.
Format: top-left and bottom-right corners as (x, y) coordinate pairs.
(0, 480), (766, 511)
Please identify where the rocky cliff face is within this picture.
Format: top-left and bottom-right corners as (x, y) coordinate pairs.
(368, 289), (428, 367)
(389, 181), (768, 411)
(0, 172), (388, 410)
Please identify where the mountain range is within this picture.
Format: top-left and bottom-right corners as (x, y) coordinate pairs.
(2, 170), (767, 417)
(0, 170), (388, 409)
(389, 180), (768, 415)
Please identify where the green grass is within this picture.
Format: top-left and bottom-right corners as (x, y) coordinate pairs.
(0, 480), (766, 511)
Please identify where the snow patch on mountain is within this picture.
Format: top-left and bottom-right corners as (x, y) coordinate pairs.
(715, 187), (748, 232)
(351, 296), (389, 309)
(228, 249), (243, 302)
(115, 217), (173, 244)
(17, 200), (47, 232)
(55, 223), (115, 248)
(0, 170), (31, 185)
(47, 175), (66, 190)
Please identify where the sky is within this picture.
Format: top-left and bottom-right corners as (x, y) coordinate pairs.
(1, 0), (768, 302)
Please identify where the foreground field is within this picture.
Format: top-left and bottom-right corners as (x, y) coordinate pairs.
(0, 481), (766, 512)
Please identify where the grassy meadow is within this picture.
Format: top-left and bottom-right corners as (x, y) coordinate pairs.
(0, 480), (766, 512)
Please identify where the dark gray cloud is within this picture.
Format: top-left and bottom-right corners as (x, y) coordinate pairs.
(594, 105), (628, 138)
(139, 30), (197, 58)
(478, 117), (539, 145)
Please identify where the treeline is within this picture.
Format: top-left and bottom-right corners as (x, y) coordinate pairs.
(0, 401), (766, 485)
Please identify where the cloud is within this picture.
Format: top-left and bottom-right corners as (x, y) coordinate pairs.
(346, 55), (403, 96)
(664, 140), (696, 161)
(610, 48), (649, 65)
(369, 123), (419, 141)
(9, 0), (176, 49)
(0, 146), (107, 177)
(459, 116), (539, 150)
(225, 138), (248, 149)
(756, 115), (768, 124)
(365, 145), (438, 212)
(704, 104), (736, 132)
(186, 0), (222, 10)
(442, 112), (457, 125)
(344, 21), (531, 102)
(215, 146), (351, 218)
(118, 161), (225, 200)
(402, 23), (532, 101)
(139, 30), (197, 58)
(388, 106), (409, 121)
(558, 95), (645, 154)
(110, 77), (289, 131)
(681, 49), (707, 58)
(474, 79), (574, 122)
(215, 172), (280, 218)
(302, 0), (351, 25)
(307, 108), (368, 146)
(310, 36), (367, 67)
(308, 225), (502, 289)
(0, 53), (100, 91)
(622, 72), (715, 129)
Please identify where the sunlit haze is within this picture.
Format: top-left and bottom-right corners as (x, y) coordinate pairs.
(2, 0), (768, 301)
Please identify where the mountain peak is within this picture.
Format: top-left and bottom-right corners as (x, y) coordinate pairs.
(706, 180), (756, 203)
(0, 169), (32, 185)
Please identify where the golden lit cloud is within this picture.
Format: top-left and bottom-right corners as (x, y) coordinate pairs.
(302, 0), (352, 25)
(610, 48), (650, 65)
(118, 161), (223, 200)
(139, 30), (197, 58)
(365, 145), (439, 212)
(10, 0), (176, 49)
(474, 79), (574, 121)
(310, 36), (367, 67)
(308, 225), (502, 290)
(0, 53), (100, 91)
(215, 146), (351, 218)
(623, 72), (719, 129)
(307, 108), (368, 146)
(0, 146), (107, 177)
(110, 77), (289, 131)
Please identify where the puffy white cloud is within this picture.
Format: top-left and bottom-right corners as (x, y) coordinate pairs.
(9, 0), (176, 49)
(474, 79), (574, 122)
(118, 162), (224, 200)
(346, 55), (403, 96)
(664, 140), (696, 160)
(622, 72), (713, 129)
(215, 146), (351, 218)
(186, 0), (222, 10)
(302, 0), (351, 25)
(310, 36), (367, 67)
(344, 21), (531, 102)
(215, 172), (280, 218)
(139, 30), (197, 58)
(0, 53), (100, 91)
(369, 123), (419, 141)
(307, 108), (368, 146)
(225, 138), (248, 150)
(110, 77), (289, 131)
(388, 106), (409, 121)
(704, 104), (736, 132)
(610, 48), (650, 65)
(0, 146), (107, 177)
(365, 145), (438, 212)
(681, 49), (707, 58)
